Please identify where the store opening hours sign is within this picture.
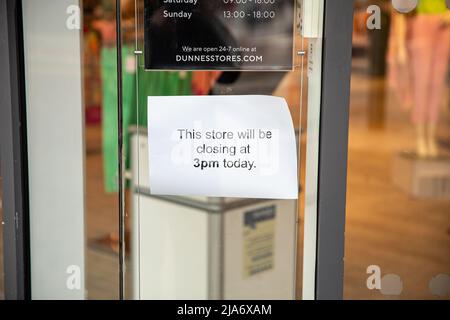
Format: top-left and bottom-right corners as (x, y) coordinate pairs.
(147, 95), (298, 199)
(144, 0), (295, 71)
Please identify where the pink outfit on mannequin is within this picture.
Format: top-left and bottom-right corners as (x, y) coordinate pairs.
(387, 15), (414, 110)
(408, 15), (450, 124)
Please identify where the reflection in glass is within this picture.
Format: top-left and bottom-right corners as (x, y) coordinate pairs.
(345, 0), (450, 300)
(128, 0), (313, 300)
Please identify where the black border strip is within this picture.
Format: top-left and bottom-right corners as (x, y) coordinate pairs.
(115, 0), (126, 300)
(0, 0), (31, 300)
(315, 0), (354, 299)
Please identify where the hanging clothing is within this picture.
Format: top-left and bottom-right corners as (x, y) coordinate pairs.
(101, 47), (193, 192)
(135, 70), (193, 127)
(416, 0), (448, 14)
(100, 45), (136, 193)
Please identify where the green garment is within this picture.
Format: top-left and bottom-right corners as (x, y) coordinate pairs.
(101, 46), (135, 193)
(101, 48), (192, 193)
(417, 0), (448, 14)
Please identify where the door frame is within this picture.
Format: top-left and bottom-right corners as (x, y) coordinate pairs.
(0, 0), (31, 300)
(314, 0), (354, 299)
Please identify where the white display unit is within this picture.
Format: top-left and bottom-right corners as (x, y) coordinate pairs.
(130, 129), (297, 300)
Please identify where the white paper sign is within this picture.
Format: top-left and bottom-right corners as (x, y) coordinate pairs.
(147, 95), (298, 199)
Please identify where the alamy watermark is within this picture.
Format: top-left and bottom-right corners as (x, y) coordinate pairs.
(66, 265), (82, 291)
(366, 265), (404, 296)
(66, 4), (80, 30)
(367, 265), (450, 297)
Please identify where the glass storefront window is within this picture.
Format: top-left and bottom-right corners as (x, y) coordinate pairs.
(4, 0), (449, 302)
(345, 0), (450, 299)
(13, 0), (325, 300)
(128, 0), (324, 300)
(1, 0), (357, 301)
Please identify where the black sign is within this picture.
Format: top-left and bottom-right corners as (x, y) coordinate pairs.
(144, 0), (295, 71)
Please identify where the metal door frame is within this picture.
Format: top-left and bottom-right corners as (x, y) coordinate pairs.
(314, 0), (354, 299)
(0, 0), (31, 300)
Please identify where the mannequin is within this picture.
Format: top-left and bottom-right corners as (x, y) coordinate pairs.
(391, 0), (450, 157)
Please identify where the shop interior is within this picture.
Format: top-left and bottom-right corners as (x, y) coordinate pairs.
(0, 0), (449, 299)
(346, 0), (449, 299)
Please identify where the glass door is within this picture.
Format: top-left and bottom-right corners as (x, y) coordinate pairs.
(126, 0), (326, 300)
(1, 0), (355, 300)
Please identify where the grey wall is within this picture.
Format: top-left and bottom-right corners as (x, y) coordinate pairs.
(22, 0), (86, 299)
